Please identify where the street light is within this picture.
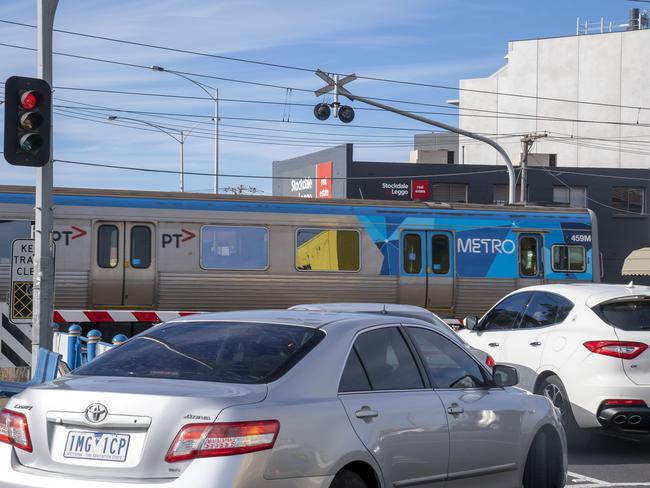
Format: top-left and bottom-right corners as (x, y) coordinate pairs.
(151, 65), (219, 194)
(107, 115), (204, 192)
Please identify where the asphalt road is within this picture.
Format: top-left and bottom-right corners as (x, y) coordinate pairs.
(568, 433), (650, 487)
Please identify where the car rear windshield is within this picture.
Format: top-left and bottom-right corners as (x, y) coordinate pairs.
(594, 300), (650, 331)
(74, 321), (324, 384)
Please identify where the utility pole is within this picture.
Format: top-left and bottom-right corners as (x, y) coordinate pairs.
(314, 70), (518, 204)
(32, 0), (58, 371)
(519, 132), (548, 204)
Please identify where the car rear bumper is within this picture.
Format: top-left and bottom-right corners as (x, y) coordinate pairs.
(597, 405), (650, 434)
(0, 445), (334, 488)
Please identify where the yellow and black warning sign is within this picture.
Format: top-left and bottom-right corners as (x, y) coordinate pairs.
(11, 282), (33, 321)
(10, 239), (34, 324)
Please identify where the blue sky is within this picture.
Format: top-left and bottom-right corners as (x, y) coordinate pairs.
(0, 0), (629, 193)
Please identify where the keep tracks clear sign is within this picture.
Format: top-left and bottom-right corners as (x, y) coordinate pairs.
(10, 239), (35, 323)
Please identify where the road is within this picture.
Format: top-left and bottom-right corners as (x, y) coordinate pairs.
(568, 434), (650, 487)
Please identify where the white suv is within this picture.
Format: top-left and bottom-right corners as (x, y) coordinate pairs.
(459, 283), (650, 437)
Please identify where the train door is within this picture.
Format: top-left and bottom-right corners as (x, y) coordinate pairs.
(399, 230), (454, 311)
(91, 222), (156, 307)
(517, 233), (544, 286)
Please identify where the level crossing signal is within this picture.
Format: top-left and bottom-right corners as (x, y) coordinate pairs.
(3, 76), (52, 167)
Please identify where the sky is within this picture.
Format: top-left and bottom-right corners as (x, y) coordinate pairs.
(0, 0), (632, 194)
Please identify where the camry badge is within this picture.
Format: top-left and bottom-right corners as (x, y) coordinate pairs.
(84, 403), (108, 423)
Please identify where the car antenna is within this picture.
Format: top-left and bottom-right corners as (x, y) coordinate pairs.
(627, 281), (635, 288)
(382, 304), (387, 315)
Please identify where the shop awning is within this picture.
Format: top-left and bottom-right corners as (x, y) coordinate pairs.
(622, 248), (650, 276)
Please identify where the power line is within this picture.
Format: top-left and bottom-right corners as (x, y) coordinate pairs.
(2, 18), (649, 113)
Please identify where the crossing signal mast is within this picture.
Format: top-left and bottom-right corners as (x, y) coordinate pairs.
(3, 76), (52, 167)
(313, 69), (517, 205)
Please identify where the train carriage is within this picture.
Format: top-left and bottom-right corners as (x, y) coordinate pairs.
(0, 185), (599, 320)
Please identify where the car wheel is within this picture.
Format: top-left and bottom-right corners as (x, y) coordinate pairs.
(330, 470), (367, 488)
(523, 429), (561, 488)
(539, 375), (581, 438)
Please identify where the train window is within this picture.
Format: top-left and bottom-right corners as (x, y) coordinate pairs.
(97, 225), (119, 269)
(431, 234), (450, 274)
(296, 229), (360, 272)
(131, 226), (151, 269)
(403, 234), (422, 274)
(519, 237), (539, 277)
(552, 245), (586, 272)
(201, 226), (268, 270)
(0, 220), (31, 265)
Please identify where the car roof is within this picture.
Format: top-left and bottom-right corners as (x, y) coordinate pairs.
(168, 309), (418, 329)
(512, 283), (650, 307)
(289, 303), (441, 323)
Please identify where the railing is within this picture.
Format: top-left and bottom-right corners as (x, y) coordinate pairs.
(576, 16), (649, 35)
(52, 324), (128, 370)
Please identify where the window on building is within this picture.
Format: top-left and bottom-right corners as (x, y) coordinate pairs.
(553, 186), (587, 208)
(0, 220), (31, 265)
(432, 183), (468, 203)
(612, 187), (645, 215)
(296, 229), (360, 271)
(130, 226), (151, 269)
(403, 233), (422, 274)
(552, 245), (586, 273)
(493, 184), (526, 205)
(97, 225), (119, 269)
(201, 226), (268, 270)
(446, 151), (455, 165)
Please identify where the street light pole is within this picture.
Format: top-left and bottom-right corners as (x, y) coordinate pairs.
(151, 66), (219, 194)
(107, 115), (204, 192)
(32, 0), (58, 370)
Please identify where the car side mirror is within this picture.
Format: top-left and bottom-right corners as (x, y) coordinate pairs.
(463, 315), (479, 330)
(492, 365), (519, 387)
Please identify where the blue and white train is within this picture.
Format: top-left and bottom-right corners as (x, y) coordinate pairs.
(0, 185), (598, 319)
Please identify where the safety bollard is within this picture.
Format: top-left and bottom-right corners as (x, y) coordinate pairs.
(67, 324), (82, 370)
(86, 330), (102, 362)
(112, 334), (128, 347)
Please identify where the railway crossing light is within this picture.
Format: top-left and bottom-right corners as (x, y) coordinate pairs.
(3, 76), (52, 167)
(338, 105), (355, 123)
(314, 102), (331, 121)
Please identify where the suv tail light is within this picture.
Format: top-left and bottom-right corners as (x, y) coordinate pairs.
(165, 420), (279, 463)
(583, 341), (648, 360)
(0, 409), (32, 452)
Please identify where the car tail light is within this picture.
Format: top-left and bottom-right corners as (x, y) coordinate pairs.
(602, 399), (647, 407)
(165, 420), (279, 463)
(583, 341), (648, 360)
(485, 354), (495, 368)
(0, 409), (32, 452)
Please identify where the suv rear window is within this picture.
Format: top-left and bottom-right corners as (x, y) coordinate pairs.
(74, 322), (324, 384)
(595, 300), (650, 331)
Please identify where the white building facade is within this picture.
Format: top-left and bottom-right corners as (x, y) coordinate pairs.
(458, 27), (650, 168)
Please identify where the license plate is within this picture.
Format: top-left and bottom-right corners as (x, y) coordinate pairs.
(64, 431), (130, 462)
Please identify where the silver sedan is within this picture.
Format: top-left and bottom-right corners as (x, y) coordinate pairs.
(0, 310), (566, 488)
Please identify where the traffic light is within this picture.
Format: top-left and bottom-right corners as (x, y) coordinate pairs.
(314, 102), (331, 121)
(338, 105), (355, 124)
(3, 76), (52, 167)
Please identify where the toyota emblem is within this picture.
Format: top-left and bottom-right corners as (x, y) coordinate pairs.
(84, 403), (108, 423)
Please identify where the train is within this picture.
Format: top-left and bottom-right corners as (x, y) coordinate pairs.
(0, 185), (599, 322)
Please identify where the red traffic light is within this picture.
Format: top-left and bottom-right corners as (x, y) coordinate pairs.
(20, 91), (38, 111)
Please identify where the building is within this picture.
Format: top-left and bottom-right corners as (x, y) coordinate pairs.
(456, 9), (650, 168)
(273, 144), (650, 284)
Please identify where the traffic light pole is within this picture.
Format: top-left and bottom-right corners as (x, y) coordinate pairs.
(32, 0), (58, 371)
(342, 91), (517, 205)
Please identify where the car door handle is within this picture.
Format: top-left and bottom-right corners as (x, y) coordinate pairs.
(447, 404), (464, 415)
(530, 341), (542, 347)
(488, 342), (500, 347)
(355, 407), (379, 419)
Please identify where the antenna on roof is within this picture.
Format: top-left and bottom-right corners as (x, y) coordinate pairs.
(627, 281), (635, 288)
(382, 304), (387, 315)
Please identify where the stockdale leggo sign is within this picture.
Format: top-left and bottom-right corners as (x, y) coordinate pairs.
(10, 239), (34, 323)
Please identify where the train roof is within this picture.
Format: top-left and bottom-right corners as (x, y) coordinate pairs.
(0, 185), (591, 215)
